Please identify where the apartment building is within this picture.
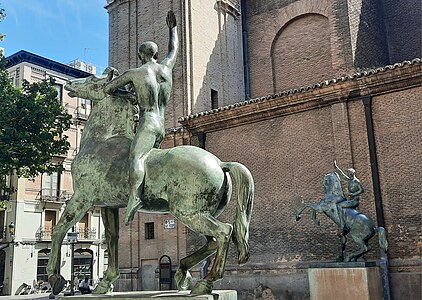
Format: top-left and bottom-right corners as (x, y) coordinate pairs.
(1, 50), (108, 295)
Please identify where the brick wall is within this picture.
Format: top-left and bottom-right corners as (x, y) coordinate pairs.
(245, 0), (356, 98)
(372, 87), (422, 259)
(351, 0), (390, 68)
(272, 13), (335, 91)
(383, 0), (422, 63)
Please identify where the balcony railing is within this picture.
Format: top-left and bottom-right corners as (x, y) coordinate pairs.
(78, 227), (97, 240)
(74, 106), (90, 121)
(35, 226), (53, 241)
(36, 226), (97, 241)
(36, 189), (72, 203)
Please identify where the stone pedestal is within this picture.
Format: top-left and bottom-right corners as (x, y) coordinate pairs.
(57, 290), (237, 300)
(308, 262), (382, 300)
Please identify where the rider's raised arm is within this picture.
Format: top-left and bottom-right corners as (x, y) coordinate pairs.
(161, 11), (179, 69)
(334, 160), (351, 180)
(104, 70), (134, 95)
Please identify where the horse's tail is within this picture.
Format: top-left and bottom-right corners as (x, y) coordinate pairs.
(221, 162), (254, 265)
(377, 227), (388, 253)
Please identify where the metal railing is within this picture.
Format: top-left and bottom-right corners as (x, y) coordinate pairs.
(36, 227), (97, 241)
(35, 227), (53, 241)
(78, 227), (97, 240)
(36, 189), (72, 203)
(74, 106), (90, 121)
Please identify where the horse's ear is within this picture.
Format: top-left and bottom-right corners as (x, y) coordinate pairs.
(106, 69), (114, 81)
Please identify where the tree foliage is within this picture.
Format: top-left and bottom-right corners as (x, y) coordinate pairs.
(0, 5), (5, 41)
(0, 56), (72, 196)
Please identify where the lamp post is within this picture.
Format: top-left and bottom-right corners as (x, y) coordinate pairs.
(8, 222), (15, 241)
(67, 227), (78, 296)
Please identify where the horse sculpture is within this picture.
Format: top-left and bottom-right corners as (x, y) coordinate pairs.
(47, 69), (254, 295)
(295, 172), (387, 262)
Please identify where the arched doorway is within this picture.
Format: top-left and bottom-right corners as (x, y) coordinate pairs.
(73, 249), (93, 283)
(36, 249), (51, 283)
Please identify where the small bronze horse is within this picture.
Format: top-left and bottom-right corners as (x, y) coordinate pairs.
(47, 69), (254, 295)
(295, 172), (387, 262)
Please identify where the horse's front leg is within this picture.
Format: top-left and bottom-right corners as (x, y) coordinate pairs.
(311, 210), (320, 225)
(295, 203), (321, 221)
(295, 205), (308, 221)
(47, 191), (92, 295)
(93, 207), (120, 294)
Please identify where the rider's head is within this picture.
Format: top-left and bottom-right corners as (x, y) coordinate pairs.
(138, 42), (158, 63)
(346, 168), (356, 177)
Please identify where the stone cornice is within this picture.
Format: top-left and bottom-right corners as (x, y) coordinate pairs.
(179, 59), (421, 134)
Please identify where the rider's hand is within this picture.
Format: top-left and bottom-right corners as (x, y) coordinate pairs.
(166, 11), (176, 29)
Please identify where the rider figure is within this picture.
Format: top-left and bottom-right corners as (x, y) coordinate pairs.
(104, 11), (178, 225)
(334, 160), (364, 232)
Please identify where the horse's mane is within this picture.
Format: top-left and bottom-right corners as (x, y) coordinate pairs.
(323, 172), (345, 197)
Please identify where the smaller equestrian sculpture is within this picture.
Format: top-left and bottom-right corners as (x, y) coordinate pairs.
(295, 170), (387, 262)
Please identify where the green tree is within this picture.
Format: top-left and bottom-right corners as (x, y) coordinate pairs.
(0, 5), (5, 41)
(0, 56), (72, 200)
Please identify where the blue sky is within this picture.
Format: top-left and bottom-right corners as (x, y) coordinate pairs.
(1, 0), (108, 73)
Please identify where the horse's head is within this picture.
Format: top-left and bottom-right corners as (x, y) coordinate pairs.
(65, 67), (116, 101)
(323, 172), (344, 197)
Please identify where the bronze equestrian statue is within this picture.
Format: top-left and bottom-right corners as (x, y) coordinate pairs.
(47, 12), (254, 296)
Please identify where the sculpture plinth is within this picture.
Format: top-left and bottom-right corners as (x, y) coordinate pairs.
(308, 262), (382, 300)
(57, 290), (237, 300)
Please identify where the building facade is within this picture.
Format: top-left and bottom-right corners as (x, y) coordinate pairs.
(106, 0), (421, 299)
(1, 50), (108, 295)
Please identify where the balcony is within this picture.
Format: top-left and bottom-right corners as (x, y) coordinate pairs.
(35, 226), (53, 241)
(36, 189), (72, 203)
(36, 226), (97, 241)
(78, 227), (97, 240)
(74, 106), (90, 122)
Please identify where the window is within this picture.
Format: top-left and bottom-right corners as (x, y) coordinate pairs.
(37, 249), (51, 282)
(145, 222), (155, 240)
(0, 211), (4, 239)
(55, 84), (63, 104)
(103, 250), (108, 271)
(74, 249), (93, 280)
(78, 99), (92, 119)
(44, 210), (57, 239)
(42, 172), (60, 199)
(211, 89), (218, 109)
(78, 213), (93, 239)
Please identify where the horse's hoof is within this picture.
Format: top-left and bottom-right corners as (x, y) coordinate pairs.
(93, 282), (113, 294)
(48, 274), (66, 295)
(175, 269), (192, 291)
(190, 279), (213, 295)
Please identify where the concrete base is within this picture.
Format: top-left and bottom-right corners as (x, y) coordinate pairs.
(308, 263), (382, 300)
(57, 290), (237, 300)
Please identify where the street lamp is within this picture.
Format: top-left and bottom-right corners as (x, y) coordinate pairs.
(8, 222), (15, 241)
(67, 227), (78, 295)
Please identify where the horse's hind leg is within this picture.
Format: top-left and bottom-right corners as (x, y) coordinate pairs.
(93, 207), (119, 294)
(175, 236), (218, 291)
(346, 238), (370, 262)
(176, 212), (232, 295)
(336, 234), (347, 262)
(47, 192), (92, 295)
